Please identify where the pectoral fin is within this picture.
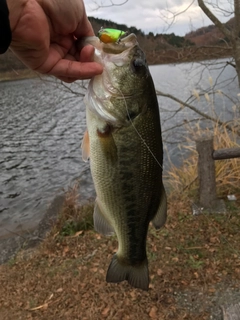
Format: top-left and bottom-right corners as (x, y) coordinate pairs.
(81, 130), (90, 162)
(152, 186), (167, 229)
(94, 200), (115, 236)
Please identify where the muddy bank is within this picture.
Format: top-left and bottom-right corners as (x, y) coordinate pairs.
(0, 194), (65, 264)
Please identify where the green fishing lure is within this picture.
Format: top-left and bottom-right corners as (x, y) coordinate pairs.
(98, 28), (127, 43)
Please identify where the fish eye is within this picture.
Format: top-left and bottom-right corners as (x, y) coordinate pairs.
(131, 58), (146, 73)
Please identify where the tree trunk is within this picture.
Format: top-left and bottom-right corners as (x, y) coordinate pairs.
(234, 0), (240, 87)
(233, 39), (240, 87)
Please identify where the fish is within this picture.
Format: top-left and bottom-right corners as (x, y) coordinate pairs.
(81, 33), (167, 291)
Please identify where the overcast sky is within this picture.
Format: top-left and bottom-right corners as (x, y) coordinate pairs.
(85, 0), (233, 36)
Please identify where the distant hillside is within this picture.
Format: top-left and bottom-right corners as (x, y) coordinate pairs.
(88, 17), (231, 63)
(89, 17), (195, 64)
(89, 17), (193, 51)
(185, 17), (234, 46)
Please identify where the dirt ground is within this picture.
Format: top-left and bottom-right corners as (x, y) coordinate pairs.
(1, 194), (240, 320)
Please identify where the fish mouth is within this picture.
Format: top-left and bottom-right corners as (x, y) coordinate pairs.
(81, 33), (143, 98)
(82, 33), (145, 126)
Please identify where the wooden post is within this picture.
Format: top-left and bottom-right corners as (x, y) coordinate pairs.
(195, 134), (217, 208)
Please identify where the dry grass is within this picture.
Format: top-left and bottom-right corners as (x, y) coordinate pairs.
(52, 183), (94, 237)
(165, 122), (240, 200)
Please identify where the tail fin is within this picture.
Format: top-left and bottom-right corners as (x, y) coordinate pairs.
(106, 254), (149, 291)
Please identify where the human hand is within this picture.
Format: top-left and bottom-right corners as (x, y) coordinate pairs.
(7, 0), (103, 82)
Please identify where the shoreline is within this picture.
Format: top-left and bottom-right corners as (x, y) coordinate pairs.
(0, 193), (65, 265)
(0, 52), (231, 83)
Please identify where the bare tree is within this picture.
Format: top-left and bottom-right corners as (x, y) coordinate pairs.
(198, 0), (240, 86)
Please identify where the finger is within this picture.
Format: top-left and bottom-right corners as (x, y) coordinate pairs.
(70, 44), (95, 63)
(57, 76), (79, 83)
(47, 60), (103, 79)
(79, 45), (95, 63)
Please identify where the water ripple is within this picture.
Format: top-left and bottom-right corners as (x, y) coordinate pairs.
(0, 78), (93, 236)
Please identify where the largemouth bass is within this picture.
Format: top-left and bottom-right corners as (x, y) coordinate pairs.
(81, 33), (167, 291)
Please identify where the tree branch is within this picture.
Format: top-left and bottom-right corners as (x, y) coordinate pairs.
(156, 89), (237, 134)
(198, 0), (233, 41)
(92, 0), (128, 10)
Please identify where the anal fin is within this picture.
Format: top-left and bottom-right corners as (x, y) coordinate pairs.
(152, 186), (167, 229)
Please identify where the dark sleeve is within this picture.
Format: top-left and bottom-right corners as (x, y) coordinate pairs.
(0, 0), (12, 54)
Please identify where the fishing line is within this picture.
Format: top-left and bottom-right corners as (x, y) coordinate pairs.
(104, 57), (240, 270)
(118, 89), (240, 264)
(118, 87), (163, 170)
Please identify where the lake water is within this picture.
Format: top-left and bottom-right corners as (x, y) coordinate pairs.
(0, 59), (239, 237)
